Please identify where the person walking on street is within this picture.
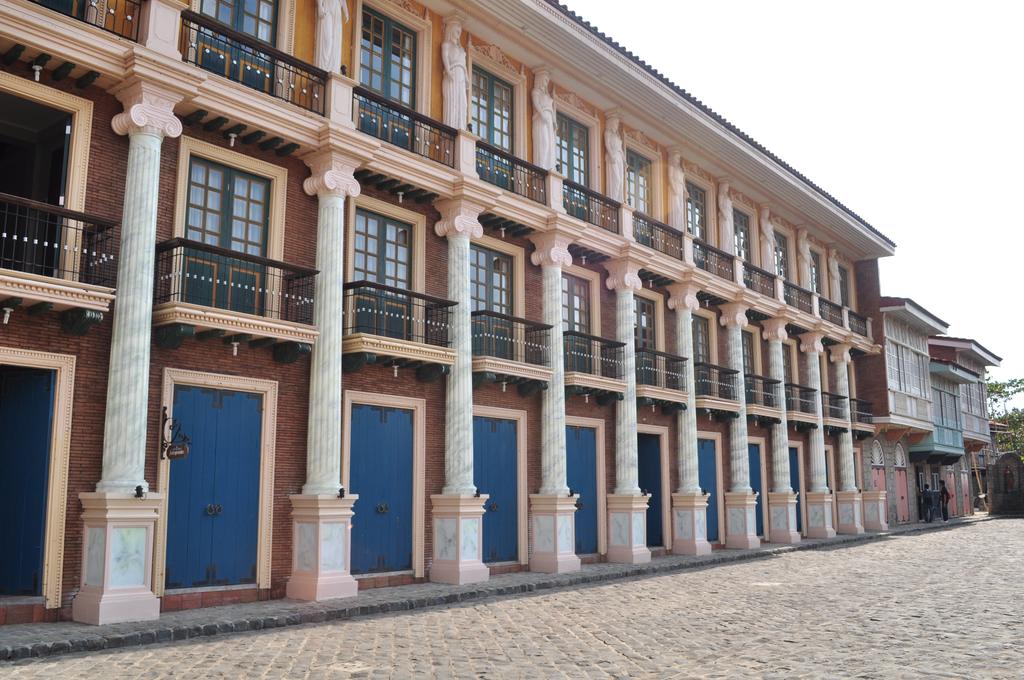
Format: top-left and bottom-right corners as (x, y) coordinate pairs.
(939, 480), (951, 522)
(921, 484), (933, 522)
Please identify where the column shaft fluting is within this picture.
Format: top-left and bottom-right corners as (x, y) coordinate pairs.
(723, 321), (750, 492)
(444, 230), (476, 495)
(614, 287), (640, 495)
(675, 306), (699, 493)
(766, 336), (792, 492)
(805, 346), (828, 492)
(539, 264), (569, 495)
(833, 357), (857, 492)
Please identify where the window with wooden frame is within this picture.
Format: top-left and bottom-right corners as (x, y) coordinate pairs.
(634, 296), (656, 350)
(469, 244), (513, 314)
(733, 209), (750, 261)
(774, 232), (790, 280)
(352, 208), (412, 288)
(783, 342), (795, 383)
(556, 113), (589, 186)
(201, 0), (277, 43)
(471, 67), (513, 152)
(810, 251), (822, 294)
(625, 149), (652, 215)
(360, 7), (416, 107)
(692, 314), (711, 364)
(741, 330), (756, 375)
(838, 265), (851, 306)
(561, 272), (590, 333)
(686, 181), (706, 239)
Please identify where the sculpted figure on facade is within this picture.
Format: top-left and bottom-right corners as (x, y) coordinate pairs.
(828, 247), (842, 301)
(532, 70), (557, 171)
(667, 151), (687, 230)
(604, 115), (625, 202)
(797, 228), (812, 287)
(759, 206), (775, 268)
(717, 180), (734, 254)
(315, 0), (349, 74)
(441, 18), (468, 130)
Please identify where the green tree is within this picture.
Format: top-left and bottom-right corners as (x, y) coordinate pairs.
(986, 377), (1024, 454)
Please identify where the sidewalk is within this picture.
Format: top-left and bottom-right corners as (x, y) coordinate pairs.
(0, 515), (992, 661)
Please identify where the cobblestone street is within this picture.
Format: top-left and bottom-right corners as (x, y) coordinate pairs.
(3, 519), (1019, 679)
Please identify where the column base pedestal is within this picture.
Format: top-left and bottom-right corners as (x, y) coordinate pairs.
(606, 494), (651, 564)
(72, 492), (162, 626)
(724, 491), (761, 550)
(429, 494), (490, 584)
(835, 490), (865, 535)
(529, 495), (581, 573)
(285, 495), (359, 601)
(767, 491), (801, 544)
(804, 491), (837, 538)
(671, 492), (712, 555)
(862, 490), (889, 531)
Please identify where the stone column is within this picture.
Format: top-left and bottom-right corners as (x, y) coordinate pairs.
(762, 319), (800, 544)
(667, 283), (711, 555)
(528, 232), (580, 573)
(720, 303), (759, 549)
(286, 151), (362, 602)
(830, 343), (865, 535)
(801, 332), (836, 538)
(73, 81), (182, 625)
(430, 198), (488, 584)
(603, 259), (650, 564)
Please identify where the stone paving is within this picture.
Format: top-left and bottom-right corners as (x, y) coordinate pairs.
(2, 517), (1019, 678)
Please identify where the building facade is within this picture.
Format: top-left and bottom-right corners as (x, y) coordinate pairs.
(1, 0), (983, 627)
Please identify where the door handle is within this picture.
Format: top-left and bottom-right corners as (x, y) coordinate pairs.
(376, 502), (389, 514)
(205, 503), (217, 516)
(489, 502), (499, 511)
(575, 499), (583, 509)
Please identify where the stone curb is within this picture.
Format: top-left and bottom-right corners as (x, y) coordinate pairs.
(0, 516), (994, 662)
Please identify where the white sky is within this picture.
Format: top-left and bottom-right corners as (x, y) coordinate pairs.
(560, 0), (1023, 403)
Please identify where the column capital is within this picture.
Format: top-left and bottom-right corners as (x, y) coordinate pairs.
(799, 331), (825, 354)
(829, 342), (853, 364)
(529, 231), (573, 268)
(302, 149), (361, 199)
(603, 258), (642, 292)
(434, 198), (484, 239)
(666, 282), (700, 312)
(110, 79), (183, 139)
(761, 317), (789, 342)
(718, 302), (749, 328)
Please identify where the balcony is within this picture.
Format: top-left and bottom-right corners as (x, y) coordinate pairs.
(742, 262), (775, 297)
(471, 310), (552, 392)
(153, 238), (317, 354)
(562, 181), (619, 233)
(31, 0), (141, 41)
(783, 281), (814, 314)
(819, 298), (843, 326)
(745, 374), (782, 419)
(354, 87), (456, 167)
(0, 192), (117, 324)
(563, 330), (626, 399)
(635, 348), (687, 406)
(475, 142), (546, 204)
(633, 214), (683, 260)
(785, 383), (818, 427)
(694, 362), (739, 413)
(850, 398), (875, 437)
(848, 311), (869, 337)
(909, 424), (965, 465)
(180, 11), (327, 116)
(821, 391), (849, 429)
(693, 240), (734, 281)
(342, 281), (456, 375)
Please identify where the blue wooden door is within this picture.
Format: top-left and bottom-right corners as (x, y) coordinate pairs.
(474, 417), (518, 563)
(697, 439), (718, 542)
(789, 447), (802, 532)
(166, 386), (262, 589)
(637, 434), (662, 547)
(748, 443), (764, 536)
(350, 405), (414, 574)
(0, 367), (55, 596)
(566, 425), (598, 554)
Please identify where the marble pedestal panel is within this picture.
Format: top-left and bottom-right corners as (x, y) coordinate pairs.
(670, 492), (712, 555)
(862, 490), (889, 531)
(529, 495), (581, 573)
(767, 491), (801, 544)
(429, 494), (489, 584)
(835, 490), (866, 535)
(286, 495), (358, 601)
(606, 494), (651, 564)
(724, 491), (761, 550)
(72, 492), (162, 625)
(804, 491), (837, 539)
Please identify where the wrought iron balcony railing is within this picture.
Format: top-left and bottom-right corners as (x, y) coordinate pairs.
(154, 238), (316, 324)
(783, 281), (814, 314)
(471, 310), (550, 366)
(562, 180), (619, 233)
(563, 330), (625, 379)
(848, 311), (869, 337)
(694, 362), (738, 400)
(180, 10), (327, 116)
(475, 142), (547, 204)
(850, 398), (874, 424)
(0, 192), (118, 287)
(745, 374), (781, 409)
(742, 262), (776, 297)
(785, 383), (818, 415)
(354, 86), (456, 167)
(819, 298), (843, 326)
(633, 213), (683, 260)
(693, 240), (734, 281)
(822, 391), (848, 420)
(32, 0), (141, 41)
(343, 281), (455, 347)
(636, 348), (687, 391)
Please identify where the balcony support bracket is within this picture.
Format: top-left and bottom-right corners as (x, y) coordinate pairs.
(60, 308), (103, 336)
(416, 363), (450, 383)
(154, 323), (195, 350)
(273, 341), (312, 364)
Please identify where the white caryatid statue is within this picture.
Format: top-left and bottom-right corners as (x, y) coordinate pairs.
(667, 151), (686, 230)
(315, 0), (349, 74)
(827, 247), (842, 301)
(759, 206), (776, 271)
(604, 115), (625, 202)
(796, 228), (812, 288)
(717, 179), (734, 254)
(441, 17), (468, 130)
(532, 70), (557, 171)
